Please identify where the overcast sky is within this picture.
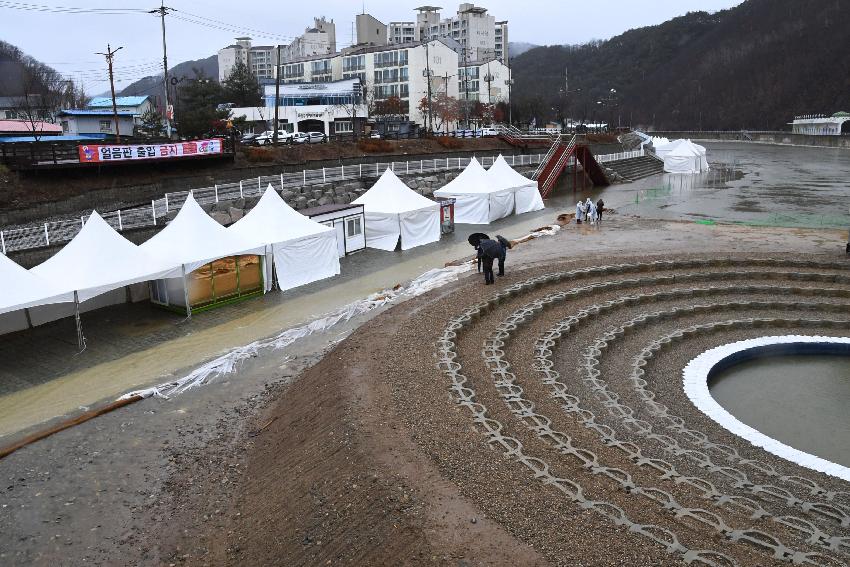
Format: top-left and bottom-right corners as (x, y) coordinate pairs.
(3, 0), (743, 93)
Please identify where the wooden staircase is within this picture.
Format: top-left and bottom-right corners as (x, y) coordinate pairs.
(532, 135), (610, 198)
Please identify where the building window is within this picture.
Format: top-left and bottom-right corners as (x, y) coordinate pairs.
(99, 120), (112, 133)
(346, 217), (362, 237)
(335, 120), (353, 133)
(400, 84), (409, 99)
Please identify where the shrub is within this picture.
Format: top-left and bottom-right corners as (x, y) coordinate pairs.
(244, 147), (275, 162)
(357, 139), (393, 153)
(435, 136), (463, 149)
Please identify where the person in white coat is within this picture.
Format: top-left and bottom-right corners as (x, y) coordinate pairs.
(576, 201), (585, 224)
(585, 198), (597, 224)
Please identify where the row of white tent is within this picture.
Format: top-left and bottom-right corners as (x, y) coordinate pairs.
(1, 154), (544, 339)
(653, 138), (710, 174)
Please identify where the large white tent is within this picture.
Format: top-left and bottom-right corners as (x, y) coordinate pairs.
(433, 157), (514, 224)
(655, 139), (709, 174)
(29, 211), (176, 347)
(140, 193), (266, 314)
(485, 155), (545, 215)
(352, 169), (440, 251)
(229, 185), (340, 291)
(0, 251), (69, 316)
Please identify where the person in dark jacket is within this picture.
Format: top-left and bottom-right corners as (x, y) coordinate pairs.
(476, 238), (502, 285)
(596, 198), (605, 222)
(495, 235), (512, 277)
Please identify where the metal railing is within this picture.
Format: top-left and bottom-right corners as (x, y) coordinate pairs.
(532, 133), (564, 180)
(1, 148), (646, 255)
(540, 135), (578, 198)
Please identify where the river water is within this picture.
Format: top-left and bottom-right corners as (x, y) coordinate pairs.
(586, 142), (850, 229)
(709, 354), (850, 468)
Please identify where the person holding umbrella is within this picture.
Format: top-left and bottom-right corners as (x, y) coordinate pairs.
(469, 232), (502, 285)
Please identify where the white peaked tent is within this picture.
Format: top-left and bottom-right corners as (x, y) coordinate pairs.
(486, 155), (545, 215)
(229, 186), (340, 291)
(655, 139), (709, 174)
(0, 252), (69, 317)
(30, 211), (175, 348)
(433, 157), (514, 224)
(352, 169), (440, 251)
(140, 193), (265, 315)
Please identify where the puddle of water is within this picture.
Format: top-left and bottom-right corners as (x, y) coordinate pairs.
(710, 354), (850, 467)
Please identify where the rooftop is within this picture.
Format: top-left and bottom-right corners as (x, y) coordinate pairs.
(88, 96), (151, 108)
(0, 120), (63, 134)
(60, 109), (137, 116)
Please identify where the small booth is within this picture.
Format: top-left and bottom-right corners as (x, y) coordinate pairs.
(140, 194), (265, 315)
(301, 203), (367, 257)
(434, 197), (456, 235)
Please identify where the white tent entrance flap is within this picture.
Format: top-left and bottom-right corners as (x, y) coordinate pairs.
(140, 193), (266, 316)
(433, 157), (515, 224)
(486, 154), (545, 215)
(229, 186), (340, 292)
(353, 169), (440, 251)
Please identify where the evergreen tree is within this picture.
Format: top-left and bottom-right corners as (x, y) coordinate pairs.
(222, 60), (262, 107)
(174, 70), (229, 138)
(136, 107), (165, 138)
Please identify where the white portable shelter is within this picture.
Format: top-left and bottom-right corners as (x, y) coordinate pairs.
(140, 193), (265, 314)
(30, 211), (175, 348)
(486, 155), (545, 215)
(352, 169), (440, 251)
(0, 252), (71, 335)
(433, 157), (514, 224)
(229, 186), (340, 291)
(655, 139), (709, 174)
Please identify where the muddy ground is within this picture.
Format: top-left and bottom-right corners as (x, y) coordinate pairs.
(0, 216), (846, 566)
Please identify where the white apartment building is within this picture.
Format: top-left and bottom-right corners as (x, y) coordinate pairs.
(217, 37), (278, 81)
(494, 20), (508, 62)
(388, 21), (416, 45)
(275, 39), (460, 127)
(414, 4), (504, 62)
(283, 17), (337, 62)
(458, 58), (510, 104)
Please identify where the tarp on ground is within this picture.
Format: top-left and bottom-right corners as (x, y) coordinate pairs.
(30, 211), (175, 303)
(0, 252), (71, 316)
(229, 185), (340, 291)
(655, 139), (709, 174)
(140, 193), (264, 275)
(433, 157), (514, 224)
(352, 169), (440, 251)
(486, 154), (545, 215)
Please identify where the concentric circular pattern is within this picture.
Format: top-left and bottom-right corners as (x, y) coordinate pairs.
(434, 257), (850, 566)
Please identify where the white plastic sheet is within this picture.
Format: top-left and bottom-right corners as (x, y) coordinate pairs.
(273, 231), (340, 290)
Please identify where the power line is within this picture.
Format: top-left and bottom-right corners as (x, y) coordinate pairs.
(0, 1), (147, 14)
(172, 9), (298, 42)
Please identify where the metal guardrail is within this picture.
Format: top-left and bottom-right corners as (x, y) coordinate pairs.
(1, 149), (646, 255)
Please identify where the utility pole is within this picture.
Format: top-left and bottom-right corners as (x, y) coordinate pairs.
(484, 61), (493, 105)
(97, 44), (123, 143)
(273, 44), (281, 144)
(506, 56), (513, 126)
(149, 2), (174, 138)
(463, 48), (470, 129)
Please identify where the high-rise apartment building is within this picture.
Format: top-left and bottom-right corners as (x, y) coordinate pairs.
(412, 4), (505, 62)
(217, 37), (279, 82)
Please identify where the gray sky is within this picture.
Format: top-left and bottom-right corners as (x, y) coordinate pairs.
(2, 0), (743, 93)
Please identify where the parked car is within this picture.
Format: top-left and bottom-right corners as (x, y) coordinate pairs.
(291, 132), (310, 144)
(307, 131), (327, 144)
(254, 130), (296, 145)
(369, 131), (382, 139)
(480, 127), (499, 137)
(240, 133), (258, 144)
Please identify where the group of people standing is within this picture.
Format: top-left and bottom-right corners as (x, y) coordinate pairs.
(576, 198), (604, 225)
(471, 233), (511, 285)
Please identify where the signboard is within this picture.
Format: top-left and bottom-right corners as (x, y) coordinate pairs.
(78, 138), (223, 163)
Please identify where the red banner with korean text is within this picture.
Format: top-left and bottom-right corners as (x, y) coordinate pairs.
(78, 139), (224, 163)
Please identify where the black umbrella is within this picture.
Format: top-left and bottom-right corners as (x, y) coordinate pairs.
(467, 232), (490, 247)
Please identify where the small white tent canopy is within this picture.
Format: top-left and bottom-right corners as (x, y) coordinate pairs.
(352, 169), (440, 251)
(433, 157), (514, 224)
(30, 211), (176, 347)
(486, 155), (545, 215)
(658, 139), (709, 174)
(229, 185), (340, 291)
(141, 193), (264, 275)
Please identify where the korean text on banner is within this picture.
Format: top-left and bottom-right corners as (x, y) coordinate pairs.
(78, 138), (223, 163)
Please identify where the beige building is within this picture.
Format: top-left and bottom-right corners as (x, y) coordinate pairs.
(356, 13), (388, 46)
(414, 4), (504, 62)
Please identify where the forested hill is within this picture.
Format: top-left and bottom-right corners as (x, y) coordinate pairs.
(510, 0), (850, 130)
(118, 55), (218, 100)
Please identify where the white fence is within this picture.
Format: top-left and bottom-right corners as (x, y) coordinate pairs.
(1, 148), (643, 255)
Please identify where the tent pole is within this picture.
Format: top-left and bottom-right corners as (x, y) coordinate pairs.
(74, 290), (86, 353)
(269, 243), (279, 291)
(182, 264), (192, 319)
(24, 307), (33, 329)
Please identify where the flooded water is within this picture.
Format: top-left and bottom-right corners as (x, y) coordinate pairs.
(571, 142), (850, 229)
(710, 354), (850, 468)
